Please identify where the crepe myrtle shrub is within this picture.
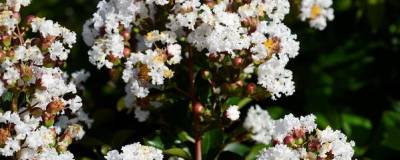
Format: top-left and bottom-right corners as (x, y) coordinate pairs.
(0, 0), (352, 159)
(0, 0), (93, 159)
(82, 0), (348, 159)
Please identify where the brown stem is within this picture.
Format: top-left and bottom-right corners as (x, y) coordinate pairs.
(188, 48), (202, 160)
(16, 24), (24, 45)
(11, 91), (19, 112)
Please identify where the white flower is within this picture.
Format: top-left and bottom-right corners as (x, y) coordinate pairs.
(300, 0), (334, 30)
(2, 61), (20, 85)
(226, 105), (240, 121)
(71, 69), (91, 90)
(167, 44), (182, 65)
(0, 80), (5, 96)
(6, 0), (31, 11)
(257, 144), (300, 160)
(317, 127), (355, 160)
(24, 126), (55, 149)
(65, 96), (83, 113)
(257, 56), (295, 100)
(0, 10), (17, 34)
(49, 41), (69, 61)
(146, 0), (168, 6)
(0, 138), (21, 156)
(105, 143), (163, 160)
(244, 105), (275, 144)
(134, 107), (150, 122)
(105, 150), (123, 160)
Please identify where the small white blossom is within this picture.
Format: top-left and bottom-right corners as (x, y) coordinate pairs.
(105, 142), (163, 160)
(300, 0), (334, 30)
(257, 144), (300, 160)
(226, 105), (240, 121)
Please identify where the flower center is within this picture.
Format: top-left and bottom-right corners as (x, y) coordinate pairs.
(263, 37), (281, 57)
(163, 69), (174, 79)
(310, 4), (321, 19)
(138, 64), (150, 81)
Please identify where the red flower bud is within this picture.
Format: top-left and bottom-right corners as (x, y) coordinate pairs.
(26, 15), (36, 25)
(193, 102), (204, 114)
(208, 53), (219, 62)
(121, 30), (131, 41)
(232, 57), (243, 68)
(283, 135), (295, 145)
(123, 47), (131, 57)
(246, 82), (256, 95)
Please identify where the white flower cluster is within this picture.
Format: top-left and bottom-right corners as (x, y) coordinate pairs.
(243, 105), (355, 160)
(83, 0), (301, 123)
(0, 112), (85, 159)
(300, 0), (334, 30)
(167, 0), (299, 99)
(0, 1), (92, 159)
(105, 142), (163, 160)
(83, 0), (183, 121)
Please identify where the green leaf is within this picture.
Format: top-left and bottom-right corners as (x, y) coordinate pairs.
(222, 142), (250, 157)
(382, 128), (400, 151)
(245, 143), (268, 160)
(341, 113), (372, 136)
(237, 97), (252, 109)
(164, 148), (191, 159)
(178, 131), (195, 143)
(336, 0), (352, 11)
(2, 91), (13, 102)
(202, 129), (224, 159)
(225, 97), (241, 106)
(267, 106), (284, 119)
(144, 135), (165, 149)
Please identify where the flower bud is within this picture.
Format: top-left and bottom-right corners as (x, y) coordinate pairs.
(2, 35), (11, 47)
(232, 57), (243, 69)
(25, 15), (36, 25)
(46, 99), (64, 114)
(42, 112), (55, 127)
(245, 82), (256, 95)
(201, 70), (212, 80)
(0, 127), (11, 145)
(235, 80), (244, 87)
(208, 53), (219, 62)
(283, 135), (294, 145)
(121, 30), (131, 41)
(123, 47), (131, 57)
(193, 102), (204, 114)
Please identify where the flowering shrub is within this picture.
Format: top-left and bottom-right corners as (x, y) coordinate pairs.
(0, 0), (92, 159)
(0, 0), (363, 160)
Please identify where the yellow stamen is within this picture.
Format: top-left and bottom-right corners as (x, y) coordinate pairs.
(310, 5), (321, 19)
(263, 37), (281, 56)
(163, 69), (174, 79)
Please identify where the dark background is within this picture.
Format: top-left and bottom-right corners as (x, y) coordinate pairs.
(19, 0), (400, 159)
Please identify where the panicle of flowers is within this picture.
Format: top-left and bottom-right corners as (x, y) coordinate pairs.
(105, 142), (163, 160)
(243, 105), (355, 160)
(83, 0), (302, 123)
(0, 1), (91, 159)
(300, 0), (334, 30)
(83, 0), (183, 122)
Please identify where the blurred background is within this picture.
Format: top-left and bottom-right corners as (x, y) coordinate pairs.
(20, 0), (400, 159)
